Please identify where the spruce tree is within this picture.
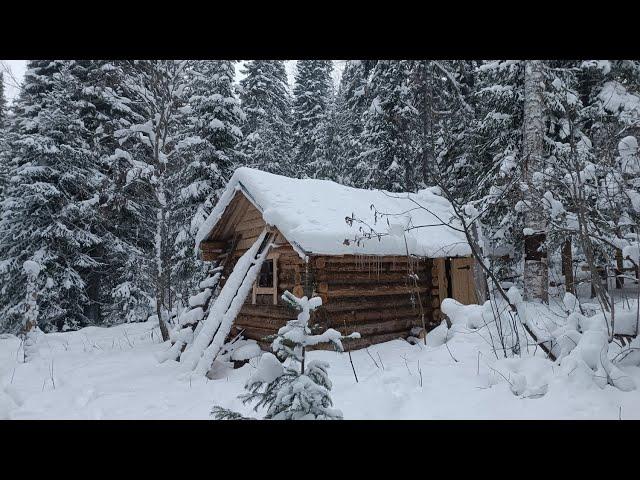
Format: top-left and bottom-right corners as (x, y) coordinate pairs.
(171, 60), (245, 302)
(472, 60), (527, 284)
(0, 72), (6, 128)
(78, 60), (155, 325)
(354, 60), (418, 191)
(239, 60), (292, 175)
(291, 60), (333, 178)
(332, 60), (377, 186)
(0, 61), (103, 333)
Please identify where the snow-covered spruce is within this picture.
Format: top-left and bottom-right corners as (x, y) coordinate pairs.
(212, 290), (359, 420)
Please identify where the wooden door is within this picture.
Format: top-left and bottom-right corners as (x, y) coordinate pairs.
(450, 257), (477, 305)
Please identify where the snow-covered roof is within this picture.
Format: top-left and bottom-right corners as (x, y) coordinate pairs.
(196, 167), (471, 258)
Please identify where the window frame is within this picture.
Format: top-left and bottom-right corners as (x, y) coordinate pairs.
(252, 251), (279, 305)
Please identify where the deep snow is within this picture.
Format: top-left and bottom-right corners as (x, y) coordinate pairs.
(2, 313), (639, 419)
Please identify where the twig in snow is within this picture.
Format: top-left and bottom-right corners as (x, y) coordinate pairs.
(444, 329), (458, 363)
(122, 329), (134, 348)
(16, 338), (24, 362)
(49, 360), (55, 390)
(348, 350), (359, 383)
(365, 348), (380, 369)
(10, 367), (16, 384)
(619, 406), (622, 420)
(401, 354), (412, 376)
(418, 359), (423, 388)
(377, 352), (385, 370)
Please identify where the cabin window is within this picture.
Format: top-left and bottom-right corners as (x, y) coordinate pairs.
(252, 253), (279, 305)
(258, 259), (274, 288)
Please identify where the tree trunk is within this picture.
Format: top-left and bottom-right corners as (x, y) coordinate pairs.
(615, 247), (624, 289)
(562, 238), (575, 295)
(522, 60), (548, 303)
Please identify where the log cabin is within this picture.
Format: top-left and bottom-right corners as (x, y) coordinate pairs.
(194, 167), (480, 351)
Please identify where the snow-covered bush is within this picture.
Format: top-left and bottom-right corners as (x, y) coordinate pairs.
(212, 290), (359, 420)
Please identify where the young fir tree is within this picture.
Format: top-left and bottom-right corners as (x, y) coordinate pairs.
(0, 60), (103, 333)
(171, 60), (245, 303)
(212, 291), (358, 420)
(239, 60), (292, 175)
(291, 60), (333, 178)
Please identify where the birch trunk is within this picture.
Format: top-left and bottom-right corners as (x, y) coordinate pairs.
(522, 60), (548, 302)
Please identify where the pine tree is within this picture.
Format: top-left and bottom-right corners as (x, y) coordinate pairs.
(0, 61), (104, 333)
(171, 60), (245, 302)
(291, 60), (333, 178)
(239, 60), (292, 175)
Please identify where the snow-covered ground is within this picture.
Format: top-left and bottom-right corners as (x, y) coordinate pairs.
(2, 311), (639, 419)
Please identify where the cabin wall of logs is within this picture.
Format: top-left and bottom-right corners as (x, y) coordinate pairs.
(214, 240), (450, 351)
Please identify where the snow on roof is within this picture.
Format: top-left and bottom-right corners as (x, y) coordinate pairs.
(195, 167), (471, 258)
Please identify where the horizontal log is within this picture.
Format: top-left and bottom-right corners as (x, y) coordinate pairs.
(236, 236), (263, 251)
(242, 208), (263, 221)
(236, 218), (267, 232)
(235, 329), (276, 344)
(235, 315), (289, 330)
(339, 331), (412, 351)
(324, 285), (427, 299)
(319, 294), (432, 312)
(314, 271), (429, 284)
(236, 226), (266, 240)
(240, 304), (294, 319)
(322, 307), (424, 325)
(315, 255), (428, 265)
(321, 263), (431, 274)
(332, 318), (421, 336)
(200, 240), (227, 251)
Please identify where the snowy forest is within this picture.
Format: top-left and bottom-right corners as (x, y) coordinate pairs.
(1, 59), (640, 420)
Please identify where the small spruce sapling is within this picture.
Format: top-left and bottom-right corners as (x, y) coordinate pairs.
(211, 290), (359, 420)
